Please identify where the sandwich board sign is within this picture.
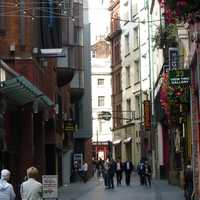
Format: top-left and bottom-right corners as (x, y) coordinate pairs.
(42, 175), (58, 199)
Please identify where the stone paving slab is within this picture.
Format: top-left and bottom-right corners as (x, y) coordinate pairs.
(58, 174), (184, 200)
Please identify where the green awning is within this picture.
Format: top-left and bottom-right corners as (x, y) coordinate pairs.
(0, 76), (54, 108)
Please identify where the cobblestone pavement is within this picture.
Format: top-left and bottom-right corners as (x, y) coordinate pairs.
(58, 174), (184, 200)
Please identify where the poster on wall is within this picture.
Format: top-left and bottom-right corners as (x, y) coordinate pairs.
(42, 175), (58, 199)
(73, 153), (83, 170)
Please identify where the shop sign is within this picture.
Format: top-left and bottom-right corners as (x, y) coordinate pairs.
(98, 111), (111, 121)
(64, 120), (75, 132)
(42, 175), (58, 199)
(169, 69), (191, 85)
(169, 48), (179, 69)
(144, 100), (151, 130)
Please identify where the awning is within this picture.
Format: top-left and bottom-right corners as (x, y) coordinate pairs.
(124, 137), (132, 144)
(0, 76), (54, 108)
(113, 139), (121, 145)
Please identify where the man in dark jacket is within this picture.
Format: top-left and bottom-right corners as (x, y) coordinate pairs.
(124, 159), (133, 186)
(184, 164), (193, 200)
(116, 158), (123, 186)
(108, 159), (116, 189)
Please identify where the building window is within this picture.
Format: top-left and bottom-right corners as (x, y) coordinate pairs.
(135, 94), (141, 119)
(113, 38), (121, 65)
(125, 33), (130, 55)
(116, 104), (122, 127)
(115, 72), (121, 93)
(131, 3), (138, 17)
(126, 99), (131, 121)
(133, 27), (139, 49)
(92, 50), (96, 58)
(98, 96), (105, 107)
(98, 79), (104, 86)
(134, 60), (140, 83)
(126, 66), (130, 88)
(74, 27), (83, 46)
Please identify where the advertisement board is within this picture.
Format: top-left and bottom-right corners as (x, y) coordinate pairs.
(144, 100), (151, 130)
(42, 175), (58, 199)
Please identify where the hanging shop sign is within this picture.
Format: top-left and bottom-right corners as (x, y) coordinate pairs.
(144, 100), (151, 130)
(98, 111), (112, 121)
(64, 120), (76, 132)
(42, 175), (58, 199)
(169, 48), (179, 69)
(169, 69), (191, 86)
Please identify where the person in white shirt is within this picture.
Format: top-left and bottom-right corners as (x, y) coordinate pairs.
(82, 161), (88, 182)
(20, 167), (42, 200)
(0, 169), (15, 200)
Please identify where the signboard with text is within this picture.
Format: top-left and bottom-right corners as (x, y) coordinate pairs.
(169, 48), (179, 69)
(42, 175), (58, 199)
(169, 69), (191, 86)
(64, 120), (76, 132)
(144, 100), (151, 130)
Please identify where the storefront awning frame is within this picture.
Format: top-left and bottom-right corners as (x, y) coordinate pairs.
(0, 76), (54, 108)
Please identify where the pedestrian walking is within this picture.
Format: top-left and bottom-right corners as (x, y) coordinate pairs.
(102, 159), (109, 188)
(20, 166), (42, 200)
(116, 158), (123, 186)
(0, 169), (15, 200)
(144, 161), (152, 187)
(184, 164), (193, 200)
(124, 159), (133, 186)
(138, 161), (145, 185)
(108, 159), (116, 189)
(81, 161), (88, 183)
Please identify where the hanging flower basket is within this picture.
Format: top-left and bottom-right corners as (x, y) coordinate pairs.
(158, 0), (200, 24)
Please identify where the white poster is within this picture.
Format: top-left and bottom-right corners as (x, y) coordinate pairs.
(42, 175), (58, 199)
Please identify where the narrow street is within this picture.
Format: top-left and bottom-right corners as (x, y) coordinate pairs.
(58, 174), (184, 200)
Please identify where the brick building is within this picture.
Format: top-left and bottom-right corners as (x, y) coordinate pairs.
(106, 0), (123, 160)
(0, 0), (92, 198)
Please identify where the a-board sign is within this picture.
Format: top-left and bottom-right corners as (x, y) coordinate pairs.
(42, 175), (58, 199)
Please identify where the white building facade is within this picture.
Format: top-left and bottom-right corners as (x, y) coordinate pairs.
(91, 41), (113, 160)
(112, 0), (152, 165)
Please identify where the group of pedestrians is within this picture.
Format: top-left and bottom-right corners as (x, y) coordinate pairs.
(0, 166), (42, 200)
(137, 160), (152, 187)
(94, 158), (150, 189)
